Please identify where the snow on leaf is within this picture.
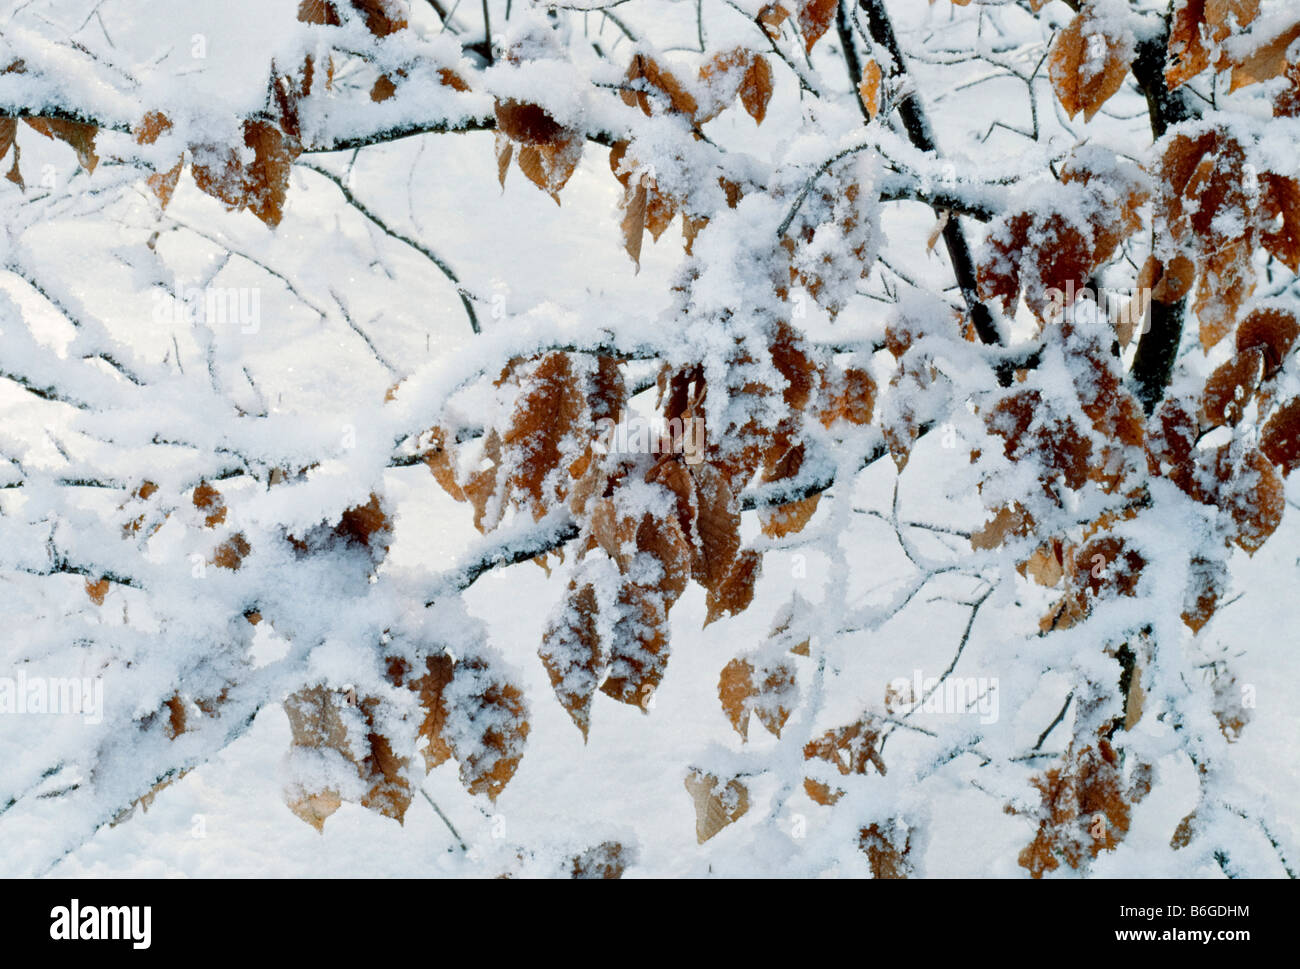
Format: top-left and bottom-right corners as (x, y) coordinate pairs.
(623, 54), (698, 118)
(1182, 554), (1227, 633)
(191, 119), (302, 228)
(539, 579), (604, 739)
(1228, 16), (1300, 91)
(84, 577), (110, 605)
(758, 3), (789, 39)
(1048, 8), (1134, 122)
(1014, 741), (1131, 879)
(297, 0), (341, 26)
(443, 650), (530, 802)
(1259, 174), (1300, 271)
(718, 650), (797, 740)
(859, 821), (913, 879)
(803, 715), (887, 806)
(499, 352), (587, 521)
(349, 0), (407, 36)
(601, 580), (670, 708)
(971, 503), (1035, 551)
(391, 653), (455, 771)
(1211, 668), (1253, 741)
(570, 841), (636, 878)
(817, 365), (876, 428)
(758, 441), (821, 539)
(797, 0), (837, 55)
(684, 769), (749, 843)
(24, 117), (99, 172)
(494, 100), (582, 202)
(283, 684), (411, 828)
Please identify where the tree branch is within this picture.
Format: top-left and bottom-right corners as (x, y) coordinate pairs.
(1127, 6), (1200, 413)
(858, 0), (1001, 346)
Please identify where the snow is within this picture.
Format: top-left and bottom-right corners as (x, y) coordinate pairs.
(0, 0), (1296, 879)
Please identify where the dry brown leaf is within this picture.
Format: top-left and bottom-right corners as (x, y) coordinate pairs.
(684, 769), (749, 843)
(803, 715), (886, 805)
(1049, 12), (1133, 121)
(718, 653), (796, 740)
(689, 462), (741, 594)
(623, 54), (698, 118)
(1229, 18), (1300, 91)
(191, 119), (302, 228)
(1259, 174), (1300, 272)
(192, 480), (226, 528)
(758, 3), (789, 38)
(1201, 348), (1262, 428)
(539, 580), (603, 739)
(797, 0), (837, 54)
(621, 175), (648, 269)
(818, 366), (876, 427)
(1261, 396), (1300, 475)
(25, 117), (99, 172)
(213, 533), (250, 570)
(446, 653), (530, 801)
(858, 58), (883, 120)
(600, 580), (671, 707)
(971, 503), (1034, 551)
(298, 0), (341, 25)
(739, 55), (774, 124)
(860, 821), (913, 879)
(926, 209), (950, 254)
(1182, 555), (1227, 632)
(1015, 740), (1131, 878)
(390, 653), (455, 771)
(570, 841), (634, 878)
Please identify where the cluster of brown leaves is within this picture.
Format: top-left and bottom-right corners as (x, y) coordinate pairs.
(802, 713), (887, 806)
(757, 1), (837, 54)
(718, 621), (799, 741)
(494, 99), (583, 204)
(973, 260), (1295, 635)
(441, 351), (626, 530)
(418, 318), (871, 743)
(978, 150), (1148, 321)
(283, 683), (411, 829)
(284, 646), (530, 831)
(189, 479), (255, 571)
(389, 651), (530, 802)
(610, 48), (772, 266)
(1013, 738), (1136, 878)
(1152, 126), (1300, 349)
